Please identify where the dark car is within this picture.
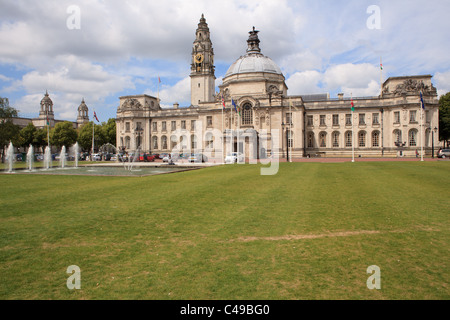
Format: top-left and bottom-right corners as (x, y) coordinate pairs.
(103, 153), (112, 161)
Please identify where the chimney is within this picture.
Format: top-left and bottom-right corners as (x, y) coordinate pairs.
(173, 102), (179, 109)
(338, 93), (344, 100)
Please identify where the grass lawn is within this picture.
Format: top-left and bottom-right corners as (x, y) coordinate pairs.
(0, 161), (449, 300)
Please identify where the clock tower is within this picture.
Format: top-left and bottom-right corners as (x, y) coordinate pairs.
(190, 14), (216, 106)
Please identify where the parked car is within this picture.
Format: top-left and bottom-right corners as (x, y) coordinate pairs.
(118, 153), (128, 162)
(79, 152), (89, 161)
(188, 153), (208, 163)
(139, 153), (156, 162)
(35, 154), (44, 161)
(159, 153), (169, 159)
(15, 154), (23, 161)
(92, 153), (102, 161)
(103, 153), (112, 161)
(225, 152), (244, 164)
(110, 154), (118, 161)
(437, 149), (450, 158)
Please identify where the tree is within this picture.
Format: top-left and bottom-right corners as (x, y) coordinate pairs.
(50, 121), (78, 149)
(33, 128), (48, 153)
(77, 121), (105, 152)
(102, 118), (116, 146)
(19, 123), (37, 148)
(439, 92), (450, 148)
(0, 97), (21, 163)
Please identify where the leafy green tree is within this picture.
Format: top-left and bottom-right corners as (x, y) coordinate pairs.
(102, 118), (116, 146)
(19, 123), (37, 148)
(50, 121), (78, 149)
(77, 121), (105, 152)
(33, 128), (48, 153)
(0, 97), (21, 163)
(439, 92), (450, 148)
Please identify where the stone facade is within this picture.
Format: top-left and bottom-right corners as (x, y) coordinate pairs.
(116, 15), (440, 159)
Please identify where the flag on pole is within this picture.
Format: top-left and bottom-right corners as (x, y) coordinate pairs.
(221, 94), (226, 110)
(380, 63), (383, 70)
(420, 91), (425, 109)
(94, 111), (99, 122)
(158, 76), (161, 83)
(46, 114), (49, 126)
(232, 98), (238, 113)
(351, 98), (355, 112)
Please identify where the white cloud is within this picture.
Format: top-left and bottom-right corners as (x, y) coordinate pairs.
(286, 71), (323, 95)
(434, 71), (450, 97)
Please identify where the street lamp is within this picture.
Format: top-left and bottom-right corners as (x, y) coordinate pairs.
(282, 121), (289, 162)
(432, 126), (437, 158)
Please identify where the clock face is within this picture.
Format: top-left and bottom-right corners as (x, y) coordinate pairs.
(195, 53), (204, 63)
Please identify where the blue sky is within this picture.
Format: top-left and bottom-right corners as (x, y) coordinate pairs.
(1, 0), (450, 122)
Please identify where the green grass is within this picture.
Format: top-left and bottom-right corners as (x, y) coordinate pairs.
(0, 162), (449, 299)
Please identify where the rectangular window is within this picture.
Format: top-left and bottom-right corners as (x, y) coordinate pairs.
(332, 114), (339, 126)
(410, 110), (417, 123)
(307, 115), (313, 126)
(345, 114), (352, 126)
(171, 121), (176, 131)
(320, 115), (326, 126)
(426, 110), (431, 123)
(181, 120), (186, 130)
(286, 112), (293, 126)
(136, 122), (142, 130)
(152, 122), (157, 132)
(125, 122), (130, 132)
(207, 116), (213, 127)
(372, 113), (379, 125)
(359, 114), (366, 125)
(191, 120), (196, 131)
(162, 121), (167, 132)
(394, 111), (400, 124)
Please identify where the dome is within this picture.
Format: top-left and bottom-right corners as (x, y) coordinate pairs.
(225, 53), (283, 77)
(224, 27), (283, 78)
(40, 90), (53, 106)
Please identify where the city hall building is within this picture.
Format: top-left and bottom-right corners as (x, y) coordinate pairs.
(116, 15), (440, 160)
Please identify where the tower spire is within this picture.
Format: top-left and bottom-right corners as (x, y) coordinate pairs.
(247, 27), (261, 54)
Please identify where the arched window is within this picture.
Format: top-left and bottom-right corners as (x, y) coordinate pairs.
(345, 131), (352, 148)
(372, 131), (380, 147)
(242, 103), (253, 126)
(332, 131), (340, 148)
(152, 136), (158, 150)
(170, 135), (178, 150)
(307, 132), (314, 148)
(319, 132), (327, 148)
(180, 135), (188, 151)
(409, 129), (418, 147)
(393, 130), (402, 146)
(358, 131), (366, 148)
(161, 136), (168, 150)
(205, 132), (214, 149)
(425, 128), (430, 147)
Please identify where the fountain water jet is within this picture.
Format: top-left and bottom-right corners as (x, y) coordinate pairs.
(5, 141), (14, 173)
(60, 146), (66, 168)
(44, 146), (52, 170)
(73, 142), (79, 168)
(26, 144), (34, 171)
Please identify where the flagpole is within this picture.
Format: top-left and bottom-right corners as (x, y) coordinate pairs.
(289, 100), (292, 163)
(380, 57), (383, 98)
(92, 119), (95, 160)
(222, 102), (224, 163)
(351, 93), (355, 163)
(46, 111), (50, 149)
(420, 93), (424, 162)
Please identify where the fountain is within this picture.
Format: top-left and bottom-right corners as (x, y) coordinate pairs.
(44, 146), (52, 170)
(60, 146), (66, 168)
(5, 141), (14, 173)
(26, 144), (34, 171)
(73, 142), (79, 168)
